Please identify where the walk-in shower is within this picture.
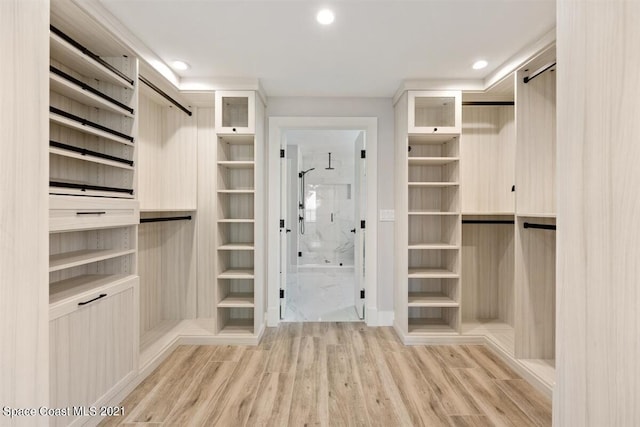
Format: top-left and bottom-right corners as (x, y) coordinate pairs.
(298, 167), (315, 234)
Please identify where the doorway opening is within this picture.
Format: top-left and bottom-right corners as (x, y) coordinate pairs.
(282, 130), (365, 321)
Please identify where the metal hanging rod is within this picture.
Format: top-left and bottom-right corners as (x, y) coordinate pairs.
(523, 62), (556, 84)
(523, 222), (556, 231)
(50, 181), (134, 195)
(140, 216), (192, 224)
(139, 75), (192, 117)
(50, 66), (134, 114)
(462, 101), (515, 106)
(50, 140), (134, 166)
(50, 25), (134, 86)
(50, 106), (134, 142)
(462, 220), (515, 224)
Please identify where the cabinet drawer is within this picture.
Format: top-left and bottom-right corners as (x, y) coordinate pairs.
(50, 277), (138, 427)
(50, 195), (139, 231)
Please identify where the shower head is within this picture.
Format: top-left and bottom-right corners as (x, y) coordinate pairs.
(300, 168), (315, 176)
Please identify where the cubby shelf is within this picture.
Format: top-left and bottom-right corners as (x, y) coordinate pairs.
(50, 31), (133, 89)
(217, 189), (255, 194)
(49, 248), (135, 272)
(218, 269), (255, 279)
(408, 292), (459, 307)
(217, 219), (255, 223)
(217, 318), (255, 335)
(217, 293), (255, 308)
(408, 211), (460, 216)
(217, 161), (255, 169)
(408, 157), (459, 166)
(408, 243), (459, 250)
(408, 318), (458, 334)
(217, 243), (255, 251)
(408, 182), (459, 187)
(408, 268), (459, 279)
(49, 71), (134, 118)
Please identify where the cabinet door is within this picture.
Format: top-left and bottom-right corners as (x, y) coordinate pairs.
(408, 90), (462, 134)
(215, 91), (255, 134)
(50, 279), (138, 427)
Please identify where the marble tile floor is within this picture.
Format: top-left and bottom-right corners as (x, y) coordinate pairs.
(284, 267), (360, 322)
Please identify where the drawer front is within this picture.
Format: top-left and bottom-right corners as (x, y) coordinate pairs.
(50, 195), (139, 231)
(50, 280), (138, 427)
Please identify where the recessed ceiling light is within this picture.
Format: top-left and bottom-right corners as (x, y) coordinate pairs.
(171, 60), (190, 71)
(472, 60), (488, 70)
(316, 9), (335, 25)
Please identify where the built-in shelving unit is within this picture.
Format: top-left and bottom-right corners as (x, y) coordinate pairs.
(216, 131), (256, 335)
(395, 90), (463, 337)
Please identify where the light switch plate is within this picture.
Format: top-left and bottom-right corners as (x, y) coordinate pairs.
(379, 209), (395, 221)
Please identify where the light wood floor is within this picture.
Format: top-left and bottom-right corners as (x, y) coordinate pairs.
(100, 323), (551, 426)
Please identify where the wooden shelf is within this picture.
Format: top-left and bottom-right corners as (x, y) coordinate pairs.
(49, 184), (134, 199)
(217, 243), (255, 251)
(408, 243), (459, 250)
(408, 182), (459, 187)
(408, 318), (458, 334)
(217, 189), (255, 194)
(218, 269), (255, 279)
(49, 273), (134, 306)
(50, 111), (134, 146)
(408, 268), (459, 279)
(49, 71), (134, 117)
(217, 293), (255, 308)
(408, 157), (459, 166)
(408, 211), (460, 216)
(50, 248), (135, 272)
(217, 219), (255, 223)
(217, 318), (254, 335)
(217, 161), (255, 169)
(408, 292), (459, 307)
(50, 31), (133, 89)
(516, 213), (556, 219)
(408, 134), (459, 144)
(50, 146), (134, 170)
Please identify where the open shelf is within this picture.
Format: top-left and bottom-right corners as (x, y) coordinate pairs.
(50, 111), (134, 146)
(408, 318), (457, 334)
(217, 293), (255, 308)
(217, 161), (255, 169)
(408, 268), (459, 278)
(218, 269), (255, 279)
(408, 134), (459, 144)
(50, 146), (134, 171)
(217, 219), (255, 223)
(49, 273), (134, 306)
(49, 71), (134, 117)
(408, 292), (459, 307)
(50, 31), (133, 89)
(408, 182), (459, 187)
(49, 248), (135, 272)
(408, 157), (459, 166)
(217, 243), (255, 251)
(408, 211), (460, 216)
(408, 243), (459, 250)
(217, 189), (255, 194)
(217, 318), (254, 335)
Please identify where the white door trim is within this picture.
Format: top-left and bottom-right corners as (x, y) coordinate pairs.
(267, 117), (378, 326)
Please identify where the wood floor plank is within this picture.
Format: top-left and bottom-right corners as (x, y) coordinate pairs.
(494, 379), (552, 427)
(201, 349), (269, 426)
(383, 350), (451, 426)
(246, 372), (295, 427)
(449, 415), (495, 427)
(451, 368), (536, 427)
(347, 329), (408, 426)
(162, 361), (236, 425)
(104, 323), (551, 427)
(326, 344), (370, 426)
(124, 346), (216, 423)
(410, 346), (483, 416)
(460, 345), (518, 380)
(287, 336), (329, 426)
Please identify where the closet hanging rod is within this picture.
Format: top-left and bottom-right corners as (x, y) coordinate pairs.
(50, 25), (135, 86)
(50, 106), (134, 142)
(523, 222), (556, 231)
(50, 140), (134, 166)
(50, 181), (134, 195)
(462, 101), (515, 106)
(523, 62), (556, 84)
(140, 216), (192, 224)
(139, 75), (192, 116)
(50, 66), (134, 114)
(462, 219), (515, 224)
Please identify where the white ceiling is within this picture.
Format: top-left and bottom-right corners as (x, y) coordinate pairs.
(98, 0), (555, 97)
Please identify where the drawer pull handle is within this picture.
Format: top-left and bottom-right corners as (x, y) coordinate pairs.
(78, 293), (107, 306)
(76, 211), (106, 215)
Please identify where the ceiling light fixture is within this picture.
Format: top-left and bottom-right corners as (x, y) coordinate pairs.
(171, 60), (190, 71)
(472, 60), (488, 70)
(316, 9), (335, 25)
